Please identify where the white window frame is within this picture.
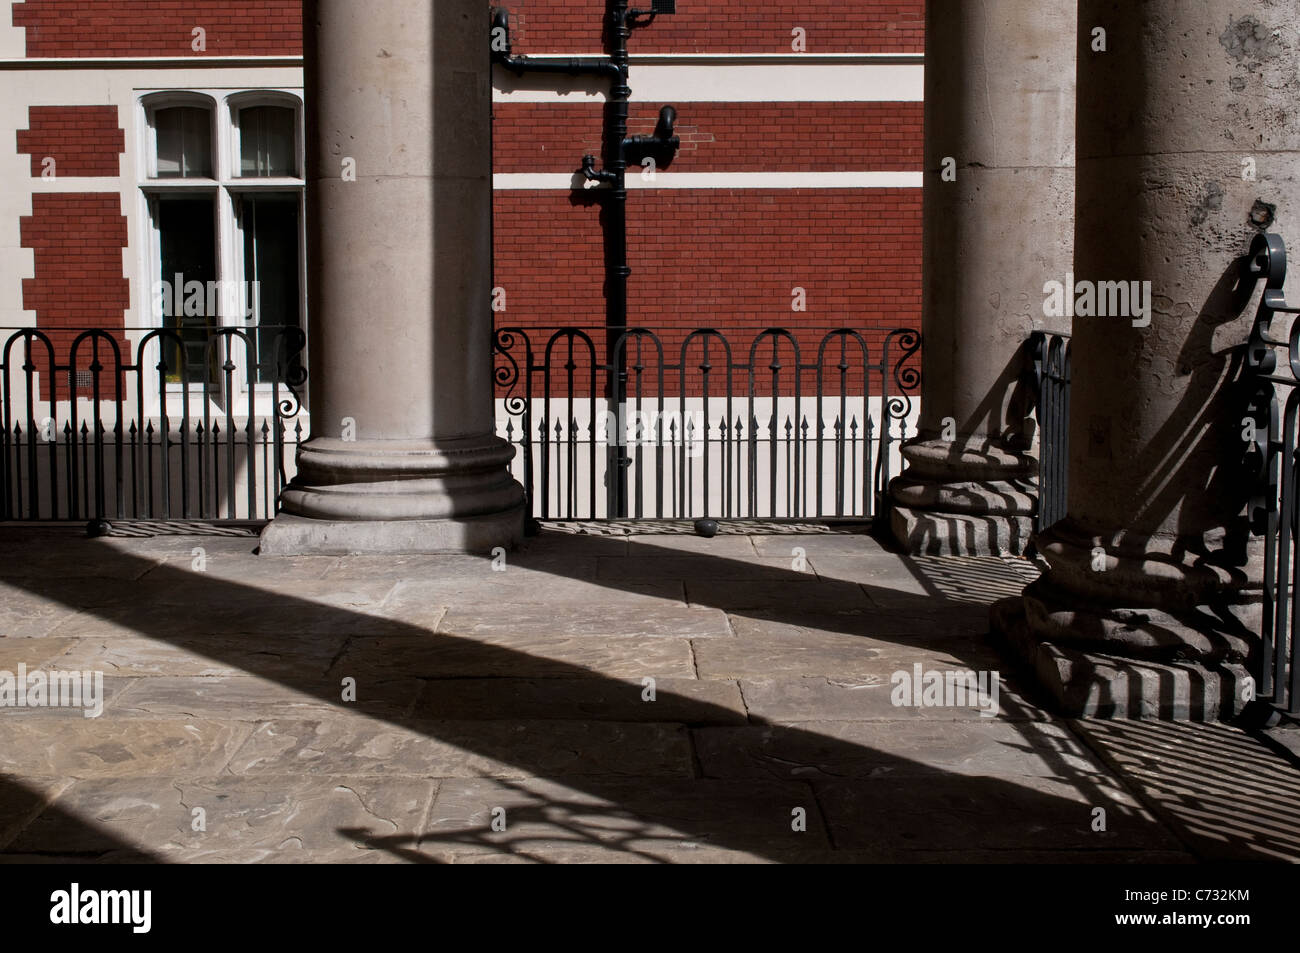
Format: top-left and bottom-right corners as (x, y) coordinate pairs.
(136, 87), (306, 417)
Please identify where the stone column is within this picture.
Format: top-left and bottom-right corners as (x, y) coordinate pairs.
(889, 0), (1076, 556)
(995, 0), (1300, 718)
(260, 0), (526, 554)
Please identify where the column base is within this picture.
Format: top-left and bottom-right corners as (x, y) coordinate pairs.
(887, 437), (1038, 556)
(890, 505), (1034, 556)
(991, 595), (1252, 720)
(259, 433), (527, 555)
(259, 505), (525, 555)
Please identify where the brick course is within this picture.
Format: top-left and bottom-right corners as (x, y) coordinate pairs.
(493, 101), (922, 174)
(12, 0), (301, 57)
(16, 106), (125, 177)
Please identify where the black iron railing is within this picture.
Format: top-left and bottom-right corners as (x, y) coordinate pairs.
(1243, 233), (1300, 715)
(1027, 329), (1072, 533)
(493, 325), (920, 521)
(0, 326), (306, 524)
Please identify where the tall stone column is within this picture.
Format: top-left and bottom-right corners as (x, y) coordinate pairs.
(889, 0), (1077, 556)
(995, 0), (1300, 718)
(260, 0), (526, 554)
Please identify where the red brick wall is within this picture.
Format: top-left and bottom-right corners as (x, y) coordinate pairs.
(493, 188), (921, 396)
(493, 101), (923, 174)
(12, 0), (302, 57)
(16, 106), (125, 177)
(499, 0), (925, 54)
(19, 193), (130, 398)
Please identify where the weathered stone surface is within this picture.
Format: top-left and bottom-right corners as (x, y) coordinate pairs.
(48, 600), (413, 640)
(737, 672), (1045, 723)
(6, 776), (435, 856)
(693, 720), (1100, 780)
(0, 637), (79, 669)
(110, 675), (421, 721)
(726, 608), (986, 646)
(816, 553), (1039, 608)
(1070, 718), (1300, 863)
(0, 543), (160, 580)
(43, 632), (346, 678)
(330, 632), (697, 680)
(0, 585), (80, 638)
(692, 627), (1003, 681)
(384, 575), (682, 613)
(438, 603), (730, 640)
(0, 676), (134, 718)
(625, 535), (759, 558)
(597, 555), (799, 582)
(423, 777), (830, 855)
(0, 776), (72, 852)
(685, 579), (871, 611)
(0, 719), (253, 778)
(749, 533), (880, 559)
(815, 774), (1178, 852)
(227, 718), (695, 779)
(411, 677), (746, 725)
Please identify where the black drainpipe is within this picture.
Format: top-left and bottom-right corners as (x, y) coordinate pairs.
(491, 1), (680, 518)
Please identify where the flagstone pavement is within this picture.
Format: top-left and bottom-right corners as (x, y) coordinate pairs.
(0, 522), (1296, 864)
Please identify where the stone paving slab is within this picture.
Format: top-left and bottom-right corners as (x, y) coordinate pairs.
(726, 607), (989, 645)
(1070, 718), (1300, 862)
(625, 535), (760, 558)
(693, 720), (1106, 781)
(597, 555), (807, 581)
(329, 632), (698, 680)
(737, 673), (1048, 723)
(0, 676), (135, 717)
(0, 545), (161, 581)
(422, 777), (831, 856)
(0, 776), (72, 852)
(4, 776), (436, 857)
(692, 628), (1005, 681)
(384, 576), (684, 613)
(226, 718), (695, 780)
(38, 632), (346, 678)
(685, 578), (872, 611)
(411, 677), (747, 725)
(109, 675), (422, 721)
(47, 601), (412, 640)
(0, 585), (80, 638)
(0, 636), (80, 668)
(152, 553), (337, 583)
(815, 774), (1179, 853)
(0, 718), (253, 778)
(437, 602), (731, 640)
(749, 533), (881, 559)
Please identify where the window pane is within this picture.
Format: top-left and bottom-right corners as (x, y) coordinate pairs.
(157, 197), (218, 384)
(239, 106), (296, 177)
(155, 107), (212, 179)
(240, 193), (301, 381)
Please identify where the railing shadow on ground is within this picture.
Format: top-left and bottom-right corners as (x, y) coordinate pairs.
(0, 523), (1270, 863)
